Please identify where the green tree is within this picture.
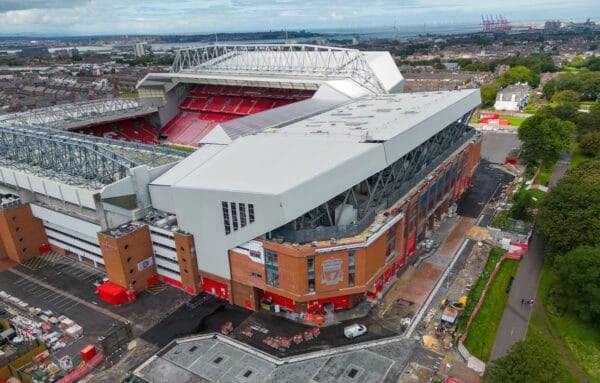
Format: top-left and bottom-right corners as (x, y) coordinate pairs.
(536, 159), (600, 257)
(550, 90), (581, 105)
(576, 102), (600, 135)
(518, 115), (574, 163)
(570, 54), (586, 68)
(578, 132), (600, 157)
(483, 337), (569, 383)
(480, 83), (499, 107)
(555, 246), (600, 322)
(583, 55), (600, 71)
(542, 78), (557, 100)
(498, 65), (538, 87)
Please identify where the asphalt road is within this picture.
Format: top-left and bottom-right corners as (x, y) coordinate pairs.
(490, 151), (573, 360)
(456, 159), (515, 219)
(489, 232), (544, 360)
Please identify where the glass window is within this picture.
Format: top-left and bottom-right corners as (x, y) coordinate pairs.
(221, 201), (231, 235)
(231, 202), (238, 231)
(239, 203), (247, 227)
(348, 251), (355, 287)
(248, 204), (255, 223)
(307, 256), (315, 291)
(265, 249), (279, 287)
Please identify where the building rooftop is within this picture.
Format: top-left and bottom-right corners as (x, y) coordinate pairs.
(134, 334), (415, 383)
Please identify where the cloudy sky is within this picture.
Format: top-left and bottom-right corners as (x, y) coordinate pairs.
(0, 0), (597, 35)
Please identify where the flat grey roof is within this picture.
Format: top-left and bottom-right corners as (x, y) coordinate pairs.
(135, 335), (416, 383)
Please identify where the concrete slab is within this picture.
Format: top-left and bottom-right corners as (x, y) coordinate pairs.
(437, 218), (476, 258)
(396, 263), (443, 305)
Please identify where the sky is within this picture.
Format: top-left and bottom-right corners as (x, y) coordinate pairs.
(0, 0), (597, 36)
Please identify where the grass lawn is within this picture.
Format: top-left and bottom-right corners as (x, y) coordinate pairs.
(528, 189), (546, 209)
(499, 115), (526, 127)
(490, 210), (509, 228)
(528, 311), (580, 383)
(462, 258), (520, 361)
(534, 161), (556, 186)
(569, 146), (588, 170)
(533, 262), (600, 382)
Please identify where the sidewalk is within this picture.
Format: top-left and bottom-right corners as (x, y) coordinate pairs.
(489, 152), (572, 360)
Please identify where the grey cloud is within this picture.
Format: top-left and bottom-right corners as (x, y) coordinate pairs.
(0, 0), (90, 12)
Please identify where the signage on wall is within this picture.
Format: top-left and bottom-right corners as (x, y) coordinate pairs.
(137, 257), (154, 272)
(321, 258), (343, 286)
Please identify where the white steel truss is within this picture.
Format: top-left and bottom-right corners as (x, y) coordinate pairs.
(0, 99), (153, 129)
(171, 44), (385, 94)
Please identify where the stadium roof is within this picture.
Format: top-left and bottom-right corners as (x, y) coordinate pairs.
(0, 98), (157, 130)
(153, 89), (480, 197)
(0, 123), (185, 189)
(202, 97), (345, 144)
(138, 44), (403, 95)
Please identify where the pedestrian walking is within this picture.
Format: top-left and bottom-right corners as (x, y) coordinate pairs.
(521, 298), (524, 305)
(530, 299), (534, 305)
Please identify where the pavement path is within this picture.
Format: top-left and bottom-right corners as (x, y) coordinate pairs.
(489, 151), (572, 360)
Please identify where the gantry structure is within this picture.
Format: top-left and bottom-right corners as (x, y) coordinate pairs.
(0, 124), (185, 189)
(0, 99), (156, 130)
(171, 44), (386, 94)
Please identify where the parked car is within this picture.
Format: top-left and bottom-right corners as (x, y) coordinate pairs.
(344, 323), (367, 339)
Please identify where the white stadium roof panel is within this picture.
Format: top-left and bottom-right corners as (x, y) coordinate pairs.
(172, 134), (383, 196)
(154, 89), (480, 197)
(363, 51), (404, 93)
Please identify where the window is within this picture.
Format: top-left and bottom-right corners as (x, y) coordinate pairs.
(231, 202), (238, 231)
(222, 201), (231, 235)
(265, 249), (279, 287)
(307, 256), (315, 291)
(248, 204), (255, 223)
(239, 203), (247, 227)
(124, 244), (129, 250)
(386, 226), (396, 259)
(348, 251), (355, 287)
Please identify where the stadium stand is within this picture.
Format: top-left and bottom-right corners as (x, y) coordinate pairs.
(75, 116), (158, 144)
(159, 85), (313, 146)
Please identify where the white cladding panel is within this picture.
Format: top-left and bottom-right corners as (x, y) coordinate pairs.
(383, 90), (481, 165)
(172, 188), (284, 280)
(364, 52), (404, 93)
(31, 204), (102, 240)
(149, 185), (174, 214)
(0, 168), (98, 209)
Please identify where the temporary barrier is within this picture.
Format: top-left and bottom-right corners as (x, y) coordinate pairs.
(96, 282), (127, 305)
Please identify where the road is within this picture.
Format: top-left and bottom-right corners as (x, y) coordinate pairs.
(488, 232), (545, 359)
(489, 151), (572, 360)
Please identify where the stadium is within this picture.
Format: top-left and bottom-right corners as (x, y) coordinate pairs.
(0, 44), (481, 313)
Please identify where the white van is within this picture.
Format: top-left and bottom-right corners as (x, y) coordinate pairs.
(344, 324), (367, 339)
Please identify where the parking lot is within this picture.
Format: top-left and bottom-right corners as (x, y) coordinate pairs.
(0, 252), (191, 372)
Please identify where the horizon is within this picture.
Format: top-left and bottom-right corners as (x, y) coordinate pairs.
(0, 0), (597, 36)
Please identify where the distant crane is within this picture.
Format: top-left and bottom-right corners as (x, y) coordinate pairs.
(481, 15), (512, 32)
